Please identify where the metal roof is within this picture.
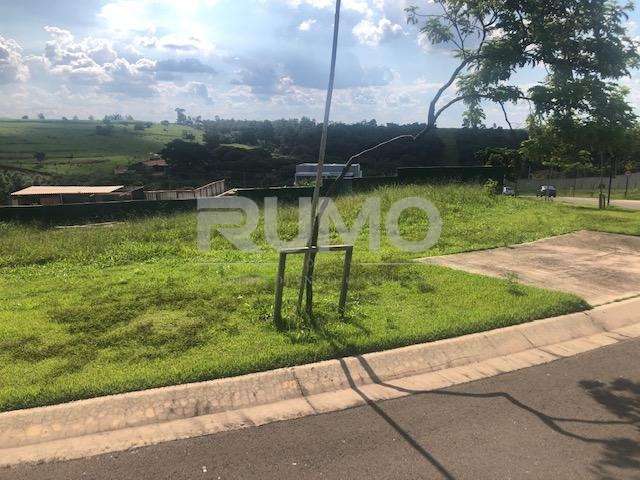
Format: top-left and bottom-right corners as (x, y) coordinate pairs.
(11, 186), (125, 196)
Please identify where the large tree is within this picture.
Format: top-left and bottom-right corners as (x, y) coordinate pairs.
(408, 0), (637, 131)
(301, 0), (640, 317)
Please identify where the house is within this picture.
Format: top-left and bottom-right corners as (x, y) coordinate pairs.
(134, 156), (168, 176)
(144, 180), (227, 201)
(10, 186), (144, 206)
(114, 155), (168, 176)
(294, 163), (363, 186)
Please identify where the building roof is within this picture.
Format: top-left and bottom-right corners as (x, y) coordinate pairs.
(142, 158), (168, 167)
(11, 186), (125, 196)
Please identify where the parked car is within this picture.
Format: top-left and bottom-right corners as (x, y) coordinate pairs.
(537, 185), (557, 197)
(502, 186), (515, 196)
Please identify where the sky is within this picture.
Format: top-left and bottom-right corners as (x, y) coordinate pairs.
(1, 0), (640, 127)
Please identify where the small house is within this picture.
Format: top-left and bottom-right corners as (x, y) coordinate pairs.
(10, 186), (144, 206)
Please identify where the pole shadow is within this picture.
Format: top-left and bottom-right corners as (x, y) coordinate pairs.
(342, 354), (640, 480)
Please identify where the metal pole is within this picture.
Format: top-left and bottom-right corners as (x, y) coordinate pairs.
(297, 0), (342, 316)
(607, 157), (615, 207)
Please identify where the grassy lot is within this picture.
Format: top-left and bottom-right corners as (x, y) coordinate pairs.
(1, 184), (639, 412)
(0, 119), (202, 178)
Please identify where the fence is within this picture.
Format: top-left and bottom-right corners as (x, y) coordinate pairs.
(144, 180), (226, 201)
(517, 172), (640, 196)
(0, 199), (197, 225)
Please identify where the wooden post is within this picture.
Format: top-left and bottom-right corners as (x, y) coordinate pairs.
(275, 245), (353, 325)
(339, 246), (353, 318)
(273, 251), (287, 327)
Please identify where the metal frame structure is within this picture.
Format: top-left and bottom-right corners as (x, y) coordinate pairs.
(274, 244), (353, 325)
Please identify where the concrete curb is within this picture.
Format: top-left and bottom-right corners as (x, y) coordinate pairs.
(1, 297), (639, 467)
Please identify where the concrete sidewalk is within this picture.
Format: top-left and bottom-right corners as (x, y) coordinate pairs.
(422, 230), (640, 306)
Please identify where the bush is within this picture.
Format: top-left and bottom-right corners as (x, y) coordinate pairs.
(483, 179), (500, 196)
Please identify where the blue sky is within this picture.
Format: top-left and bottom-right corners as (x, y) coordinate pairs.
(1, 0), (640, 127)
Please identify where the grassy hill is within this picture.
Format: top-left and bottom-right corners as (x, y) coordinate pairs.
(0, 119), (203, 180)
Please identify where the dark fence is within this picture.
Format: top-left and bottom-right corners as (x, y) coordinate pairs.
(0, 199), (197, 225)
(0, 166), (506, 224)
(397, 166), (505, 185)
(232, 167), (504, 201)
(232, 186), (316, 202)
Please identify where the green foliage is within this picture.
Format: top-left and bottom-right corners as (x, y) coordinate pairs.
(477, 147), (523, 181)
(0, 171), (32, 202)
(482, 178), (499, 195)
(407, 1), (639, 130)
(161, 139), (210, 177)
(1, 183), (638, 410)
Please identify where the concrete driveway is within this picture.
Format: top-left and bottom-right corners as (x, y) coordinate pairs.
(553, 197), (640, 210)
(422, 230), (640, 306)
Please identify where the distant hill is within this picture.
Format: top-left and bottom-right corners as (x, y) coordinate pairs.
(0, 119), (203, 183)
(0, 118), (528, 190)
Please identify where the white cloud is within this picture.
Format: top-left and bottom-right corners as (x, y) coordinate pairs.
(298, 19), (317, 31)
(0, 36), (29, 84)
(353, 17), (402, 46)
(417, 33), (432, 52)
(187, 81), (213, 104)
(283, 0), (377, 15)
(30, 26), (160, 97)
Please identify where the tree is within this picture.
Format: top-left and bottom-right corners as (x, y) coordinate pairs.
(88, 115), (95, 121)
(33, 152), (46, 163)
(37, 113), (45, 120)
(21, 115), (28, 120)
(161, 139), (210, 177)
(317, 0), (638, 200)
(0, 172), (32, 204)
(204, 129), (221, 149)
(477, 146), (523, 193)
(175, 108), (187, 125)
(298, 0), (639, 317)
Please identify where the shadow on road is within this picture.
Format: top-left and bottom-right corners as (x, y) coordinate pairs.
(334, 354), (640, 480)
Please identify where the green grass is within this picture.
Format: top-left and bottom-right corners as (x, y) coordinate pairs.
(1, 184), (639, 412)
(0, 119), (202, 178)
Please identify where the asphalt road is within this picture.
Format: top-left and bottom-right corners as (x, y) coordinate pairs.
(4, 339), (640, 480)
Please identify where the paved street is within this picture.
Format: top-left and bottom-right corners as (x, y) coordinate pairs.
(4, 338), (640, 480)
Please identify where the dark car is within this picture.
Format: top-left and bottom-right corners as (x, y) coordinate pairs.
(537, 185), (557, 198)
